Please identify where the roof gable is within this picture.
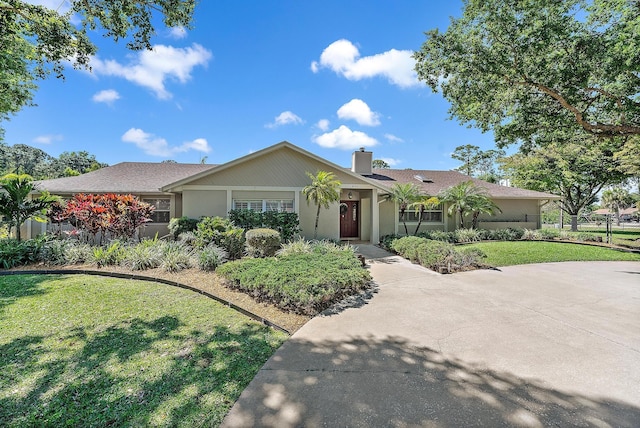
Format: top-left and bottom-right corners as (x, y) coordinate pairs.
(162, 141), (388, 191)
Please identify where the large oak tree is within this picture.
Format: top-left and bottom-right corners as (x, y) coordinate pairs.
(0, 0), (196, 138)
(414, 0), (640, 147)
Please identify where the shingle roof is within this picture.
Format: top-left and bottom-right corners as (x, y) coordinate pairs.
(369, 169), (559, 199)
(35, 162), (217, 194)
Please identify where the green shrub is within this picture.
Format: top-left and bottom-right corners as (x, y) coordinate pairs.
(228, 209), (263, 230)
(195, 216), (245, 259)
(245, 228), (281, 258)
(121, 240), (163, 270)
(379, 234), (400, 251)
(90, 241), (126, 267)
(0, 239), (40, 269)
(538, 228), (560, 240)
(160, 241), (194, 272)
(277, 237), (313, 256)
(217, 251), (371, 314)
(64, 242), (92, 264)
(177, 231), (197, 246)
(197, 245), (228, 271)
(429, 230), (456, 243)
(39, 238), (69, 265)
(390, 236), (427, 262)
(262, 211), (300, 242)
(454, 228), (482, 243)
(168, 216), (199, 240)
(489, 228), (524, 241)
(575, 232), (602, 242)
(456, 246), (487, 266)
(415, 240), (457, 271)
(521, 229), (541, 240)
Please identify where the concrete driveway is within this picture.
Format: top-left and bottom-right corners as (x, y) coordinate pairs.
(223, 252), (640, 427)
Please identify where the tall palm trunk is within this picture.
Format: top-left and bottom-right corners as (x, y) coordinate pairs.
(314, 203), (321, 239)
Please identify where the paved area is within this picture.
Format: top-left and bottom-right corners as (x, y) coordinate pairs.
(223, 247), (640, 427)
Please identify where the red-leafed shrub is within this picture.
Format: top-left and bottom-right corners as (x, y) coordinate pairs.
(58, 194), (154, 243)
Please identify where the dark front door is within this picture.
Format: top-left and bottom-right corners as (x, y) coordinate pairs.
(340, 201), (359, 238)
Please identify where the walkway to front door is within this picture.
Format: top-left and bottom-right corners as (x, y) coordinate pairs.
(339, 201), (358, 238)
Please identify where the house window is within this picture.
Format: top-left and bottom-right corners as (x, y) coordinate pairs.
(234, 199), (295, 213)
(403, 205), (443, 223)
(143, 198), (171, 223)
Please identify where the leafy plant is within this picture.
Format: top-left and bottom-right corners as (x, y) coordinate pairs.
(160, 242), (194, 273)
(195, 216), (245, 259)
(168, 216), (199, 240)
(90, 240), (126, 267)
(245, 228), (281, 258)
(197, 245), (228, 271)
(303, 171), (341, 239)
(0, 239), (40, 269)
(454, 228), (482, 243)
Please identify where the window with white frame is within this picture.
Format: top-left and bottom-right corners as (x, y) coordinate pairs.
(143, 198), (171, 223)
(233, 199), (294, 213)
(403, 205), (443, 223)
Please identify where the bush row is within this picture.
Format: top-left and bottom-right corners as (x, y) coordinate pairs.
(217, 240), (370, 315)
(389, 236), (486, 273)
(0, 236), (228, 272)
(380, 227), (605, 250)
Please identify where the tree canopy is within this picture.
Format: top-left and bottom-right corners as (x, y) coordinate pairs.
(499, 138), (626, 230)
(0, 0), (196, 138)
(451, 144), (504, 178)
(0, 143), (106, 178)
(414, 0), (640, 147)
(0, 173), (56, 240)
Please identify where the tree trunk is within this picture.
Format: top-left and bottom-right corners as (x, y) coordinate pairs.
(314, 204), (321, 239)
(570, 215), (578, 232)
(413, 207), (424, 235)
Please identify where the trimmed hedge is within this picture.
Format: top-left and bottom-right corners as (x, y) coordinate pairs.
(217, 246), (371, 315)
(245, 228), (281, 258)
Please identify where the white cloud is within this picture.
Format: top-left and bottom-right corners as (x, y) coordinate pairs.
(337, 99), (380, 126)
(379, 157), (401, 167)
(266, 111), (304, 128)
(92, 89), (120, 105)
(91, 43), (212, 99)
(169, 26), (188, 39)
(312, 125), (378, 150)
(32, 134), (63, 144)
(311, 39), (419, 88)
(121, 128), (211, 157)
(316, 119), (330, 131)
(384, 133), (404, 143)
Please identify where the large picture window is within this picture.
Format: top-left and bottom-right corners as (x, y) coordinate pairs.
(233, 199), (294, 213)
(402, 205), (443, 223)
(143, 198), (171, 223)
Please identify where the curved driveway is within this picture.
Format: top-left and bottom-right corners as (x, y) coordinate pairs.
(223, 251), (640, 427)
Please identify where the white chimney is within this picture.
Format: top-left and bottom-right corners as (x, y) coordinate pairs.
(351, 147), (372, 176)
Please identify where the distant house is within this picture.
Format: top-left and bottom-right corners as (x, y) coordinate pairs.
(29, 141), (559, 241)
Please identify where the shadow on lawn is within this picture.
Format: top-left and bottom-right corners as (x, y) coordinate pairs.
(225, 335), (640, 427)
(0, 315), (280, 427)
(0, 274), (47, 314)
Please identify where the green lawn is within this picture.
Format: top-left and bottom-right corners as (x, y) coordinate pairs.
(0, 274), (288, 427)
(466, 241), (640, 267)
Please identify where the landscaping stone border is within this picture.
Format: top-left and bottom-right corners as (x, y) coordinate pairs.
(0, 269), (290, 334)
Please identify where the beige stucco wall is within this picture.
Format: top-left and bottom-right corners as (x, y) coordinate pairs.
(182, 190), (227, 219)
(299, 194), (340, 240)
(477, 199), (541, 229)
(188, 146), (368, 188)
(379, 200), (396, 237)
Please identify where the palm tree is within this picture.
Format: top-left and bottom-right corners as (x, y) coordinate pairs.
(408, 196), (440, 235)
(438, 180), (496, 229)
(469, 196), (501, 228)
(303, 171), (341, 239)
(385, 183), (421, 235)
(601, 187), (631, 226)
(0, 173), (56, 240)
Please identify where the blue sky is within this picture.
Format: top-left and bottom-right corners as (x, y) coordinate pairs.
(5, 1), (504, 170)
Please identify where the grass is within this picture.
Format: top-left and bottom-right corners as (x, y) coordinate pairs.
(0, 274), (288, 427)
(465, 241), (640, 267)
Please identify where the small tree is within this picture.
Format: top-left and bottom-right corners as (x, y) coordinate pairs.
(0, 173), (56, 240)
(601, 187), (632, 226)
(303, 171), (341, 239)
(386, 183), (421, 235)
(469, 196), (501, 229)
(408, 196), (440, 235)
(438, 181), (494, 229)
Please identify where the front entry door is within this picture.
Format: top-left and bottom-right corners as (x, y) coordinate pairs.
(340, 201), (359, 238)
